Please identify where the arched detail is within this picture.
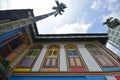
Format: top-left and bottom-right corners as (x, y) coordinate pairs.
(47, 45), (59, 58)
(85, 44), (102, 54)
(48, 44), (60, 48)
(65, 44), (87, 72)
(65, 44), (77, 49)
(85, 44), (97, 48)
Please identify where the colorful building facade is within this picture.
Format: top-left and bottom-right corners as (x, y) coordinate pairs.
(0, 9), (120, 80)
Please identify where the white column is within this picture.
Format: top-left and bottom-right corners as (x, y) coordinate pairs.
(77, 45), (102, 71)
(60, 45), (67, 71)
(31, 45), (47, 71)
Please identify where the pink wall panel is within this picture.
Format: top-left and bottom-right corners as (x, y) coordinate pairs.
(69, 58), (75, 67)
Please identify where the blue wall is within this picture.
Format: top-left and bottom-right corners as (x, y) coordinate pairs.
(9, 76), (106, 80)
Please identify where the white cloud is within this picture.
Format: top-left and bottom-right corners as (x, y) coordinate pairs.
(107, 6), (120, 20)
(8, 0), (55, 15)
(108, 3), (120, 12)
(54, 22), (92, 34)
(102, 0), (120, 22)
(107, 0), (117, 3)
(91, 0), (104, 10)
(106, 43), (120, 57)
(0, 0), (11, 9)
(91, 0), (118, 11)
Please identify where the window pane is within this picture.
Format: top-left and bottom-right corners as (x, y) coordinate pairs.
(53, 50), (57, 56)
(48, 50), (52, 56)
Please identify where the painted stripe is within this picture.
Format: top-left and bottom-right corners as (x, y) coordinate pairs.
(69, 68), (86, 72)
(103, 67), (120, 71)
(0, 34), (19, 46)
(106, 76), (116, 80)
(14, 68), (31, 72)
(60, 46), (67, 71)
(5, 52), (17, 61)
(86, 76), (106, 80)
(78, 48), (102, 71)
(115, 76), (120, 80)
(0, 33), (18, 43)
(31, 48), (47, 71)
(0, 29), (19, 40)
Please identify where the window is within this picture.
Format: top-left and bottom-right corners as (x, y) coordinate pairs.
(115, 32), (119, 37)
(67, 49), (78, 57)
(87, 45), (102, 55)
(114, 37), (116, 42)
(110, 37), (112, 40)
(118, 27), (120, 31)
(108, 29), (111, 34)
(65, 44), (87, 72)
(85, 44), (117, 71)
(41, 45), (59, 71)
(111, 31), (115, 35)
(117, 39), (120, 44)
(14, 45), (43, 72)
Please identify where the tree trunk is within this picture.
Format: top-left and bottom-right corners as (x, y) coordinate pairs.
(0, 11), (56, 35)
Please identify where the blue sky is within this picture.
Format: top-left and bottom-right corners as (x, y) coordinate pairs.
(0, 0), (120, 56)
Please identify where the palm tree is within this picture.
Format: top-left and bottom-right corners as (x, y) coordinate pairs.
(103, 17), (120, 29)
(0, 0), (67, 35)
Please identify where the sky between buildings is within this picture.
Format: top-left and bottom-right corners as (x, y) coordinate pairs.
(0, 0), (120, 56)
